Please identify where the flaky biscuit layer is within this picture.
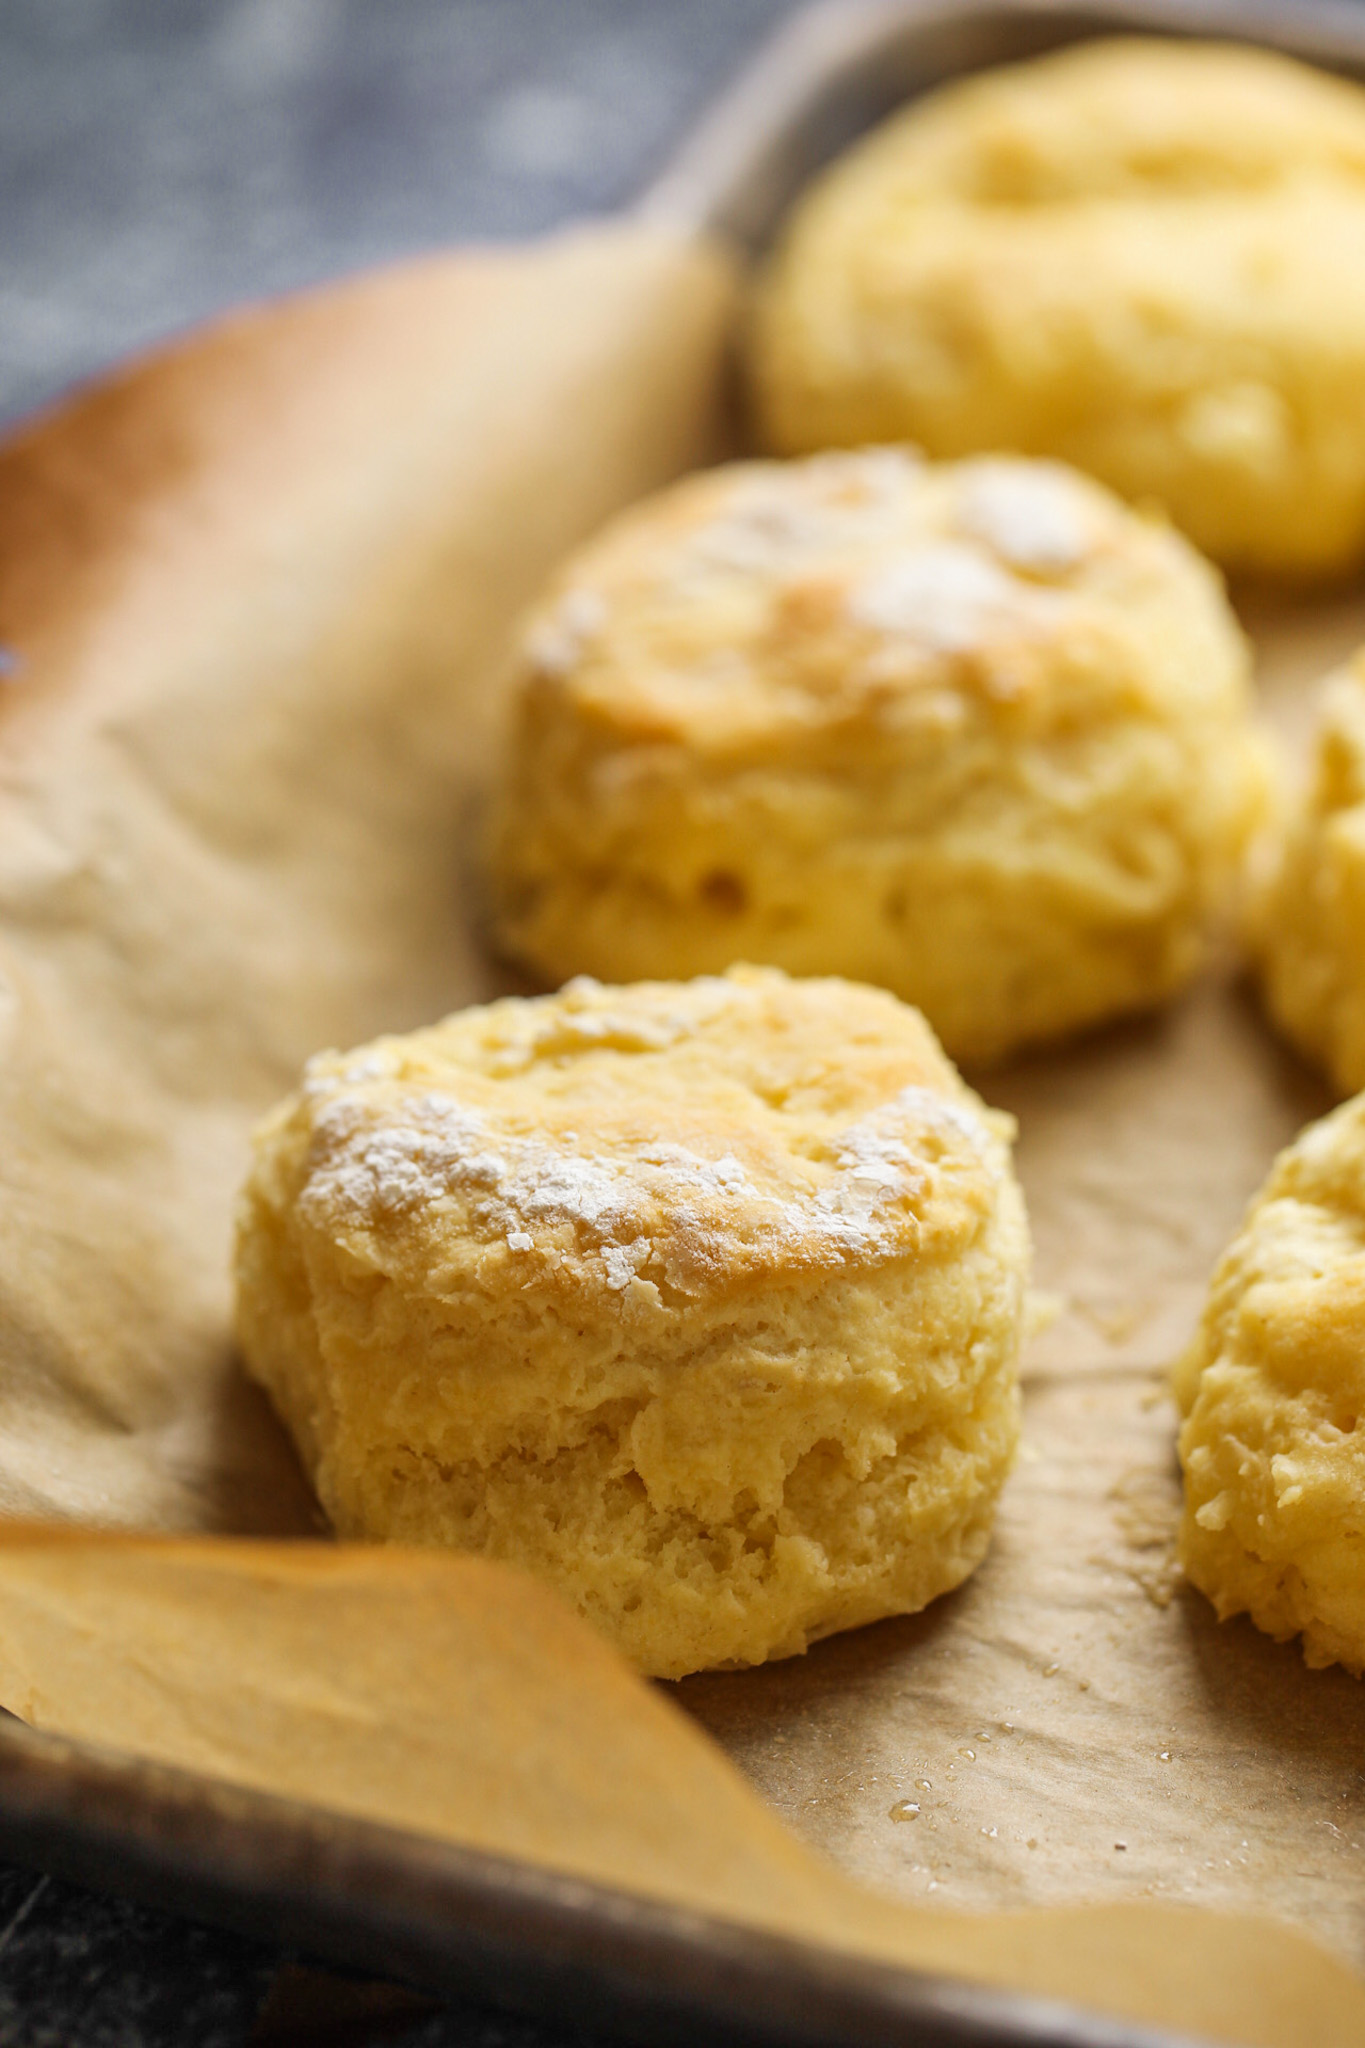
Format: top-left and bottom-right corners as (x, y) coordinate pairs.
(235, 967), (1029, 1677)
(1176, 1097), (1365, 1675)
(489, 447), (1266, 1063)
(1251, 650), (1365, 1100)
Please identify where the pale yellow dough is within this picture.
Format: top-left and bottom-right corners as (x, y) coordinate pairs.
(235, 966), (1029, 1679)
(1176, 1096), (1365, 1676)
(749, 38), (1365, 578)
(1251, 651), (1365, 1099)
(488, 447), (1266, 1065)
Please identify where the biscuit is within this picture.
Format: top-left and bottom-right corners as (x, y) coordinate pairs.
(488, 447), (1266, 1065)
(235, 966), (1029, 1679)
(1251, 651), (1365, 1098)
(749, 39), (1365, 578)
(1175, 1096), (1365, 1675)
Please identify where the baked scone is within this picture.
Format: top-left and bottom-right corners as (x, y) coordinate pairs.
(1175, 1096), (1365, 1676)
(488, 448), (1267, 1065)
(1251, 651), (1365, 1099)
(749, 39), (1365, 579)
(235, 966), (1029, 1679)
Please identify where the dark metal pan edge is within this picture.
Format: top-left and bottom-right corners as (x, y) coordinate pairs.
(636, 0), (1365, 248)
(0, 1715), (1212, 2048)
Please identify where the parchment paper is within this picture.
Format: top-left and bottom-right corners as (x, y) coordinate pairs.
(0, 219), (1362, 2043)
(0, 221), (733, 1531)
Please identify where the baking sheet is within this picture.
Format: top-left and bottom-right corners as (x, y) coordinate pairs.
(0, 3), (1363, 2039)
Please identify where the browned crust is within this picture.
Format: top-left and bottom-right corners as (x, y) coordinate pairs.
(0, 251), (518, 717)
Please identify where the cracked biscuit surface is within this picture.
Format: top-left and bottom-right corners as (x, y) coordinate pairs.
(1176, 1097), (1365, 1676)
(235, 967), (1029, 1678)
(1251, 651), (1365, 1100)
(488, 447), (1266, 1065)
(749, 38), (1365, 578)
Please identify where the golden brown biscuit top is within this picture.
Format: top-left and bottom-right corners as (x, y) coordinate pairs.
(289, 968), (1011, 1300)
(1175, 1095), (1365, 1429)
(815, 38), (1365, 210)
(514, 450), (1236, 758)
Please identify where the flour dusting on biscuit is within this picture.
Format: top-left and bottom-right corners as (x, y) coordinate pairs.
(235, 967), (1029, 1679)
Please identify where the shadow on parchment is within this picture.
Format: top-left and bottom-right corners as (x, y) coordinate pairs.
(673, 1581), (971, 1744)
(180, 1348), (325, 1539)
(1175, 1578), (1365, 1764)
